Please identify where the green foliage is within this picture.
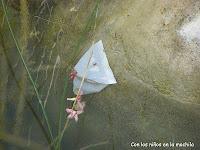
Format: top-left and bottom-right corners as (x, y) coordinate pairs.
(1, 0), (101, 149)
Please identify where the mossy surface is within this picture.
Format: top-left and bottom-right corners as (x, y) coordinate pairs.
(0, 0), (200, 149)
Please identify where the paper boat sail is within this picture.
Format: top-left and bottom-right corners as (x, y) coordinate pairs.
(73, 40), (117, 95)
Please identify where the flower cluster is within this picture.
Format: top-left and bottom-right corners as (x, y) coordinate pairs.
(66, 70), (85, 122)
(66, 94), (85, 122)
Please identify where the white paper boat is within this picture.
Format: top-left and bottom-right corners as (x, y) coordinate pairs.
(73, 40), (117, 95)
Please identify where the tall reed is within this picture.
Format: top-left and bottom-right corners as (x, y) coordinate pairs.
(1, 0), (101, 149)
(1, 0), (54, 145)
(56, 1), (100, 149)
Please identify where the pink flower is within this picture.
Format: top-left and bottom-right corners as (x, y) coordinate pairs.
(65, 91), (86, 122)
(66, 108), (83, 122)
(76, 101), (85, 112)
(69, 70), (77, 80)
(66, 102), (85, 122)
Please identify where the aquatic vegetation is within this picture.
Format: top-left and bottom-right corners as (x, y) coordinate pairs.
(1, 0), (101, 149)
(2, 0), (200, 150)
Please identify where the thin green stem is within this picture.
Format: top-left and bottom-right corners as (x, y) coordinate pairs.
(66, 0), (101, 68)
(57, 14), (98, 149)
(56, 70), (70, 150)
(0, 32), (51, 147)
(57, 4), (100, 139)
(58, 77), (67, 133)
(55, 1), (100, 149)
(1, 0), (54, 145)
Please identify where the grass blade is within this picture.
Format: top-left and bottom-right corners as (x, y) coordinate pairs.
(1, 0), (54, 145)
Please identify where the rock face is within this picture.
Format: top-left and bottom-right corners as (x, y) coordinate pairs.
(1, 0), (200, 149)
(179, 15), (200, 42)
(48, 0), (200, 149)
(50, 0), (200, 104)
(97, 0), (200, 104)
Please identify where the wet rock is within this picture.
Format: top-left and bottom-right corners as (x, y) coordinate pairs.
(52, 0), (200, 149)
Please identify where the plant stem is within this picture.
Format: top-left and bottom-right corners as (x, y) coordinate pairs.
(0, 32), (52, 147)
(57, 70), (70, 150)
(66, 0), (101, 68)
(1, 0), (54, 144)
(55, 1), (100, 149)
(56, 34), (94, 150)
(0, 132), (49, 150)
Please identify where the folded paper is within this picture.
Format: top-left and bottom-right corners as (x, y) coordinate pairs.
(73, 40), (117, 95)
